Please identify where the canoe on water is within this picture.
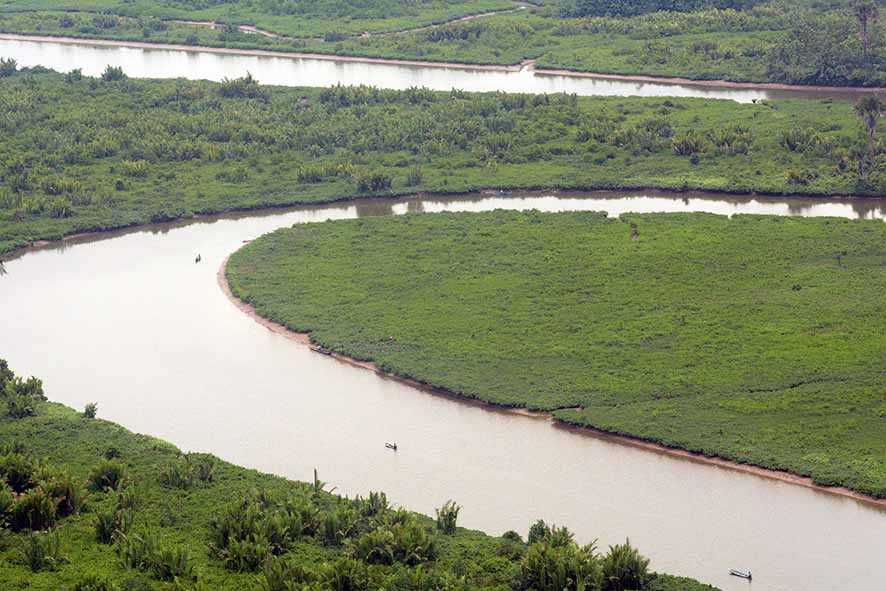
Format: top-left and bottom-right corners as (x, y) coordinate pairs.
(729, 569), (752, 580)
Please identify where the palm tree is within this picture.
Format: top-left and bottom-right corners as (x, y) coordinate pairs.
(852, 0), (880, 63)
(854, 95), (883, 179)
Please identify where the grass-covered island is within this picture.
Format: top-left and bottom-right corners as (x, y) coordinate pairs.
(0, 0), (883, 86)
(0, 360), (716, 590)
(226, 211), (886, 498)
(0, 67), (883, 257)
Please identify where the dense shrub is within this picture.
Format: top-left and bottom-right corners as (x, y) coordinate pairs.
(83, 402), (98, 418)
(117, 530), (196, 581)
(0, 58), (16, 78)
(19, 531), (65, 572)
(88, 459), (127, 492)
(601, 539), (650, 591)
(435, 500), (460, 535)
(101, 65), (126, 82)
(11, 487), (58, 531)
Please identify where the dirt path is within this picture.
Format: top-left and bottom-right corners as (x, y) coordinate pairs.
(217, 255), (886, 510)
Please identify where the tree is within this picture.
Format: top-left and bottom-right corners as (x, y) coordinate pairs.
(854, 95), (883, 179)
(0, 57), (17, 78)
(852, 0), (880, 63)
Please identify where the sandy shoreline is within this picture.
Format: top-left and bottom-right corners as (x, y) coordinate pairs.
(3, 31), (885, 95)
(217, 256), (886, 509)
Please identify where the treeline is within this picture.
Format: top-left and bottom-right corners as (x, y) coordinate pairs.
(1, 358), (713, 590)
(560, 0), (762, 17)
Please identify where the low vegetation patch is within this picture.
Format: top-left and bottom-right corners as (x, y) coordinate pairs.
(226, 211), (886, 497)
(0, 70), (882, 256)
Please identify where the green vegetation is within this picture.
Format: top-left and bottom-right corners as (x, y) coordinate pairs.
(226, 211), (886, 497)
(1, 69), (883, 256)
(0, 1), (883, 85)
(0, 0), (517, 37)
(0, 359), (717, 590)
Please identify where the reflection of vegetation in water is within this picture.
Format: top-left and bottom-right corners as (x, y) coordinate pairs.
(0, 359), (715, 590)
(0, 71), (882, 256)
(0, 1), (882, 85)
(227, 211), (886, 497)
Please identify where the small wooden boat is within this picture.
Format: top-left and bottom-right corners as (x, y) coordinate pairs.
(385, 442), (398, 451)
(310, 345), (332, 356)
(729, 569), (752, 580)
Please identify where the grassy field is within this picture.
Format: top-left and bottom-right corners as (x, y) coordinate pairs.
(0, 364), (716, 591)
(226, 211), (886, 497)
(0, 0), (518, 37)
(0, 70), (882, 257)
(0, 1), (882, 85)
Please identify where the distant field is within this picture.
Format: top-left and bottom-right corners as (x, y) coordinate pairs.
(0, 0), (517, 37)
(226, 211), (886, 497)
(0, 1), (882, 85)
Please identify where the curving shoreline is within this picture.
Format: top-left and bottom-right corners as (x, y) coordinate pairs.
(218, 254), (886, 509)
(3, 31), (885, 95)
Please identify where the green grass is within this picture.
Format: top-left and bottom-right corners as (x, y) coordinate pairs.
(0, 400), (718, 590)
(226, 211), (886, 497)
(0, 0), (517, 37)
(1, 71), (882, 257)
(0, 2), (882, 85)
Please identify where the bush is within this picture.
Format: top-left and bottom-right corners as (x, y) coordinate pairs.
(405, 166), (424, 187)
(0, 482), (14, 521)
(158, 461), (193, 490)
(117, 530), (196, 581)
(0, 58), (17, 78)
(601, 539), (650, 591)
(218, 73), (269, 101)
(1, 453), (35, 492)
(672, 132), (707, 156)
(88, 459), (127, 492)
(44, 472), (86, 517)
(83, 402), (98, 418)
(64, 68), (83, 83)
(356, 172), (393, 192)
(11, 487), (58, 531)
(73, 574), (119, 591)
(119, 160), (149, 178)
(95, 507), (133, 543)
(517, 539), (602, 591)
(19, 531), (65, 572)
(101, 65), (126, 82)
(435, 500), (460, 535)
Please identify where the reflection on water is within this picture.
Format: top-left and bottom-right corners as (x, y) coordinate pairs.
(1, 190), (885, 591)
(1, 36), (875, 103)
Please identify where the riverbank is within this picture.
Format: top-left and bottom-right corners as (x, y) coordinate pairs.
(2, 31), (884, 96)
(218, 251), (886, 509)
(224, 211), (886, 501)
(0, 376), (718, 589)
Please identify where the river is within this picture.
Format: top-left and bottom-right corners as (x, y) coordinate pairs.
(1, 191), (884, 591)
(0, 34), (878, 103)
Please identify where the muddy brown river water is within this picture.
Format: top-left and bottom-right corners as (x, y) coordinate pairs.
(1, 191), (885, 591)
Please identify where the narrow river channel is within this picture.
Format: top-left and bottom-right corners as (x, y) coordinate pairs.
(1, 34), (878, 103)
(1, 191), (884, 591)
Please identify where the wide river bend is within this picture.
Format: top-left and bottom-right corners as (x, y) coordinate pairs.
(1, 191), (885, 591)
